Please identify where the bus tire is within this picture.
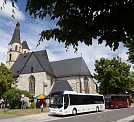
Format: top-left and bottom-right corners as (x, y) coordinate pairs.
(116, 104), (119, 109)
(96, 106), (99, 112)
(72, 108), (77, 115)
(126, 104), (128, 108)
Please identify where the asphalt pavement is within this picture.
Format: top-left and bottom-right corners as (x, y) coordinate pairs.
(116, 103), (134, 122)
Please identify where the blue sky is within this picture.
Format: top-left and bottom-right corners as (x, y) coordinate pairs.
(0, 0), (132, 75)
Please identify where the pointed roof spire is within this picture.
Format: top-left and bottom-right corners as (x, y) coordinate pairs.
(22, 40), (30, 50)
(9, 22), (21, 44)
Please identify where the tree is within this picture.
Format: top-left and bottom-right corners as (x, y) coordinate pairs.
(94, 56), (134, 94)
(128, 71), (134, 102)
(3, 88), (31, 109)
(2, 0), (134, 51)
(125, 42), (134, 65)
(0, 63), (14, 97)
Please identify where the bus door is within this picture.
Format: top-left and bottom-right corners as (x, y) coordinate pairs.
(63, 94), (69, 109)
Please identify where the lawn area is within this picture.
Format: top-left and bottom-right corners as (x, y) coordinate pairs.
(0, 108), (50, 116)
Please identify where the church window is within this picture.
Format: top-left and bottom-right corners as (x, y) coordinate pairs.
(15, 45), (18, 51)
(19, 46), (21, 52)
(9, 54), (12, 61)
(84, 77), (89, 94)
(31, 67), (33, 73)
(29, 75), (35, 95)
(9, 44), (12, 51)
(24, 51), (26, 53)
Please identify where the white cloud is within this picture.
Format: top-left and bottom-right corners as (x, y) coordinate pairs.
(0, 0), (25, 20)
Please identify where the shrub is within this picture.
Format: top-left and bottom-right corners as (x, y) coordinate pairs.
(3, 88), (31, 109)
(30, 102), (35, 109)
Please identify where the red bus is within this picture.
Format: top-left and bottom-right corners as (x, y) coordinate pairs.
(104, 94), (131, 109)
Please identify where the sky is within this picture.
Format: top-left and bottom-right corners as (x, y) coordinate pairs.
(0, 0), (133, 76)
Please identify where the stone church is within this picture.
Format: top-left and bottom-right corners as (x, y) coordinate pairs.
(6, 22), (98, 97)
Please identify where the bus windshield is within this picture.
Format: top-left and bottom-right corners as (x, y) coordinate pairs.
(49, 93), (63, 108)
(104, 96), (112, 102)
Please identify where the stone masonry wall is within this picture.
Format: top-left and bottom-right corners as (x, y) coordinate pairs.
(16, 72), (55, 96)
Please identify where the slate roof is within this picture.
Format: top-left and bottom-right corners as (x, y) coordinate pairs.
(35, 50), (48, 59)
(22, 41), (30, 50)
(9, 22), (21, 44)
(50, 57), (92, 78)
(10, 53), (31, 76)
(33, 51), (54, 76)
(10, 50), (92, 79)
(49, 80), (73, 94)
(10, 50), (54, 76)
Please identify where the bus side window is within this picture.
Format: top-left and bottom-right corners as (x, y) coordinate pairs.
(89, 96), (94, 104)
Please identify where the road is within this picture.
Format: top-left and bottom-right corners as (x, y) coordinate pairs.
(0, 107), (134, 122)
(47, 107), (134, 122)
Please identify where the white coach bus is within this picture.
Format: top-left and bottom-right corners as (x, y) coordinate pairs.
(49, 90), (105, 115)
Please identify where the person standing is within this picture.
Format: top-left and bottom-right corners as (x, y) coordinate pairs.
(40, 103), (43, 112)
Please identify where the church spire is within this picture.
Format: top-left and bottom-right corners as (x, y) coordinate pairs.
(22, 40), (30, 50)
(9, 22), (21, 44)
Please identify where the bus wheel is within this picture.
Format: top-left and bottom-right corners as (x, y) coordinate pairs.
(116, 104), (119, 109)
(96, 106), (99, 112)
(72, 108), (77, 115)
(126, 104), (128, 108)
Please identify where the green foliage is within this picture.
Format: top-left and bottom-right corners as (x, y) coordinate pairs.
(2, 0), (134, 51)
(30, 102), (35, 109)
(125, 42), (134, 64)
(94, 56), (134, 94)
(3, 88), (31, 109)
(128, 72), (134, 98)
(0, 63), (14, 97)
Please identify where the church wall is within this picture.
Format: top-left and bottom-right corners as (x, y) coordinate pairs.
(16, 72), (55, 96)
(6, 43), (22, 69)
(45, 74), (55, 95)
(8, 43), (22, 52)
(9, 51), (21, 61)
(6, 51), (21, 69)
(89, 78), (97, 94)
(22, 48), (30, 54)
(6, 62), (15, 69)
(55, 76), (97, 93)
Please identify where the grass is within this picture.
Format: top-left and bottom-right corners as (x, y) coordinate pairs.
(0, 108), (50, 116)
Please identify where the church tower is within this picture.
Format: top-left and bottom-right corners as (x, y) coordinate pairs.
(6, 22), (30, 69)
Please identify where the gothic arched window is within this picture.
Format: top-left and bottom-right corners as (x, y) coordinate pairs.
(9, 54), (12, 61)
(84, 77), (89, 94)
(19, 46), (21, 52)
(15, 45), (18, 51)
(29, 75), (35, 95)
(9, 44), (12, 51)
